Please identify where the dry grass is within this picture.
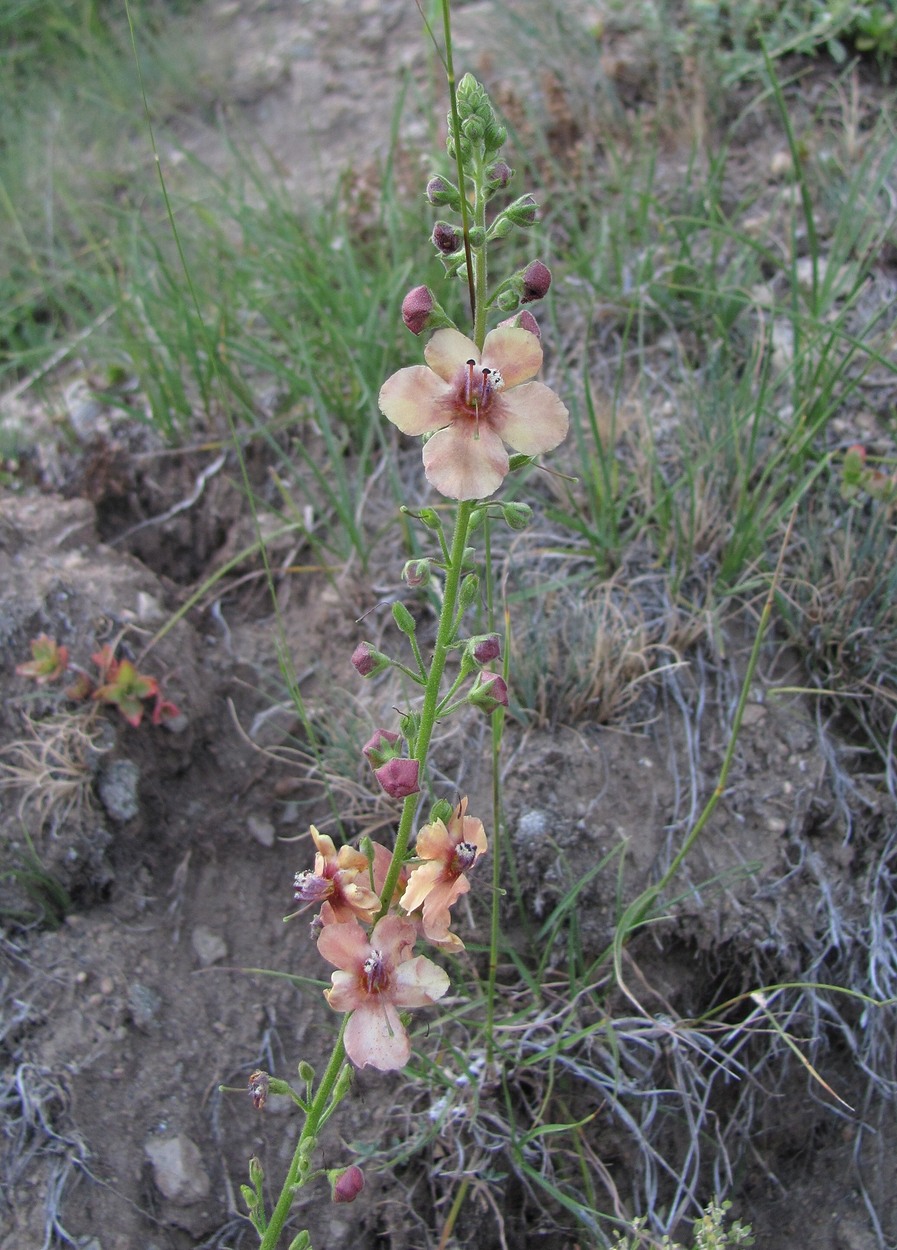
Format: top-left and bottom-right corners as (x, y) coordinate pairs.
(0, 709), (110, 835)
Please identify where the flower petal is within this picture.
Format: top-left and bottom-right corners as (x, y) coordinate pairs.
(344, 1001), (410, 1070)
(400, 860), (443, 914)
(369, 915), (418, 964)
(393, 954), (450, 1008)
(481, 327), (543, 387)
(379, 366), (451, 436)
(324, 969), (360, 1012)
(422, 423), (509, 501)
(414, 819), (453, 862)
(494, 382), (569, 456)
(421, 877), (469, 941)
(317, 917), (369, 971)
(424, 328), (479, 381)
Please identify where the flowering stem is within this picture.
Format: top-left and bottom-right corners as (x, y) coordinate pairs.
(376, 499), (476, 919)
(258, 1019), (348, 1250)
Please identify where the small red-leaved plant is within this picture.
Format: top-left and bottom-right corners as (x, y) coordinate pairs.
(15, 637), (181, 728)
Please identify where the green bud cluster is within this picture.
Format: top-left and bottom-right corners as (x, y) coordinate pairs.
(448, 72), (507, 165)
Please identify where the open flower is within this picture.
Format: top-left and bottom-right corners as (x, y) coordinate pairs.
(378, 326), (569, 500)
(318, 916), (450, 1070)
(400, 798), (488, 949)
(293, 827), (382, 925)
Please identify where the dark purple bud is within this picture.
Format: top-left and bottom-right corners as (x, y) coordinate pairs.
(486, 161), (513, 191)
(521, 260), (552, 304)
(331, 1165), (365, 1204)
(374, 757), (421, 800)
(426, 176), (461, 208)
(498, 309), (541, 339)
(351, 642), (388, 678)
(432, 222), (463, 254)
(470, 634), (501, 665)
(362, 728), (401, 767)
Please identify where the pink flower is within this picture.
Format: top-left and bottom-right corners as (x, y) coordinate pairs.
(293, 826), (381, 925)
(318, 916), (450, 1070)
(378, 326), (569, 500)
(400, 798), (488, 949)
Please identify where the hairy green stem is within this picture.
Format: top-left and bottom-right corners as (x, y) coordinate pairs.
(258, 1019), (348, 1250)
(376, 499), (476, 918)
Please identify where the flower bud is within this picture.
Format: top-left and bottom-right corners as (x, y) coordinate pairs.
(351, 641), (389, 678)
(487, 215), (514, 240)
(486, 161), (513, 191)
(331, 1165), (365, 1204)
(496, 289), (520, 312)
(362, 728), (401, 768)
(429, 798), (455, 825)
(469, 672), (509, 714)
(505, 194), (538, 227)
(458, 573), (480, 611)
(468, 634), (502, 665)
(499, 501), (533, 531)
(400, 286), (455, 336)
(426, 175), (461, 209)
(498, 309), (541, 338)
(374, 756), (421, 800)
(521, 259), (552, 304)
(392, 601), (417, 637)
(402, 558), (431, 588)
(432, 221), (463, 254)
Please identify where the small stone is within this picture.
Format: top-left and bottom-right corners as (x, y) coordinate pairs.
(144, 1133), (211, 1206)
(247, 814), (276, 847)
(192, 925), (228, 968)
(770, 149), (792, 178)
(128, 982), (162, 1030)
(98, 759), (141, 823)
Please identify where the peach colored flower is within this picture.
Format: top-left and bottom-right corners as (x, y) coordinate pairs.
(378, 326), (568, 500)
(293, 827), (381, 925)
(400, 798), (488, 950)
(318, 916), (450, 1070)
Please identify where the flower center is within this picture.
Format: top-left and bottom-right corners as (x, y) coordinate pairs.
(458, 359), (504, 423)
(450, 841), (480, 874)
(361, 949), (390, 995)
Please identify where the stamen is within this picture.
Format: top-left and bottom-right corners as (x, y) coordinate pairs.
(465, 359), (476, 406)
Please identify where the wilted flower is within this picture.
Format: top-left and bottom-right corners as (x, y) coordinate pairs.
(400, 286), (454, 337)
(468, 634), (501, 665)
(331, 1165), (365, 1203)
(351, 642), (389, 678)
(400, 797), (488, 949)
(521, 259), (552, 303)
(378, 327), (568, 500)
(374, 756), (420, 800)
(293, 826), (381, 925)
(318, 916), (450, 1070)
(361, 728), (401, 767)
(432, 221), (463, 254)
